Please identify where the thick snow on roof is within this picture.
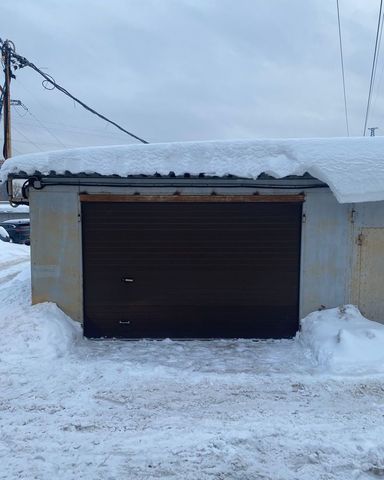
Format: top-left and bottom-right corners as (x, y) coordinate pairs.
(2, 137), (384, 203)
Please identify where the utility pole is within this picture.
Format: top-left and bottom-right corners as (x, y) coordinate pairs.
(2, 40), (12, 160)
(368, 127), (379, 137)
(0, 95), (24, 111)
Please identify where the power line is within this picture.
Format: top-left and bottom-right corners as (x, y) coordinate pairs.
(363, 0), (384, 136)
(14, 114), (149, 149)
(370, 49), (384, 113)
(13, 80), (134, 139)
(14, 118), (139, 140)
(22, 104), (67, 148)
(11, 138), (77, 148)
(369, 9), (384, 118)
(13, 102), (28, 118)
(336, 0), (349, 136)
(373, 8), (384, 89)
(0, 38), (149, 144)
(12, 124), (43, 151)
(1, 90), (69, 151)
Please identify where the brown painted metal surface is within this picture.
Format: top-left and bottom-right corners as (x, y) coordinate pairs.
(80, 194), (305, 203)
(82, 200), (302, 338)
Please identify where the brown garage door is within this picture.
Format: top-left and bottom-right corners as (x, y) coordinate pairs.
(81, 196), (302, 339)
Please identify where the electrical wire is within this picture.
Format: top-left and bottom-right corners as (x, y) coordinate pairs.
(363, 0), (384, 136)
(15, 119), (141, 141)
(11, 138), (77, 148)
(369, 8), (384, 120)
(12, 124), (43, 151)
(373, 8), (384, 89)
(0, 38), (149, 144)
(14, 104), (28, 118)
(336, 0), (349, 136)
(14, 77), (110, 142)
(28, 178), (328, 191)
(22, 105), (67, 148)
(371, 55), (384, 115)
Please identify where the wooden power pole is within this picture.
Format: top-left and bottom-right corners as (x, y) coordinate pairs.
(2, 41), (12, 160)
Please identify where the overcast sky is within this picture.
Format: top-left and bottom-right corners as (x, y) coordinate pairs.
(1, 0), (384, 156)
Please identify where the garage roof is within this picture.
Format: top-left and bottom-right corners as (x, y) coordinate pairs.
(1, 137), (384, 203)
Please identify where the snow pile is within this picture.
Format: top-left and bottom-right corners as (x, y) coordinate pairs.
(1, 136), (384, 202)
(0, 239), (30, 263)
(0, 244), (82, 360)
(0, 291), (83, 361)
(297, 305), (384, 371)
(14, 301), (83, 360)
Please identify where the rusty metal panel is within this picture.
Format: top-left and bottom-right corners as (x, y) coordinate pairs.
(349, 201), (384, 322)
(82, 201), (302, 339)
(79, 194), (305, 203)
(355, 228), (384, 321)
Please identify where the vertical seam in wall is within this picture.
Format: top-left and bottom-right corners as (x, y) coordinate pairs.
(351, 204), (362, 309)
(298, 200), (306, 320)
(77, 184), (84, 325)
(346, 204), (355, 306)
(356, 228), (363, 309)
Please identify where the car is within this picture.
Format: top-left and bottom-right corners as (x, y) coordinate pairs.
(0, 226), (10, 242)
(0, 218), (30, 245)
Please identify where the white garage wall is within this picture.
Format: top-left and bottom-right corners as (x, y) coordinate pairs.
(299, 189), (352, 318)
(29, 187), (83, 322)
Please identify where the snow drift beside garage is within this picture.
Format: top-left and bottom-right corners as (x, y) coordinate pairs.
(1, 137), (384, 203)
(297, 305), (384, 372)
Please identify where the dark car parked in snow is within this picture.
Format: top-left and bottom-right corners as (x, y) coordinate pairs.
(0, 218), (30, 245)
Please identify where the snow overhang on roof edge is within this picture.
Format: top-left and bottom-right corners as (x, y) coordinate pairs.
(1, 137), (384, 203)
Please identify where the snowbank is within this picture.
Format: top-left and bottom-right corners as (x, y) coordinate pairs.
(0, 238), (30, 263)
(297, 305), (384, 371)
(1, 298), (83, 361)
(0, 243), (82, 360)
(1, 137), (384, 203)
(23, 302), (83, 359)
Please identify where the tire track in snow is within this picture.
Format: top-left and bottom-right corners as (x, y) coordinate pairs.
(0, 252), (30, 286)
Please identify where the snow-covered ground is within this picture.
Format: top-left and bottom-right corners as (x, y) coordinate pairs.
(1, 242), (384, 479)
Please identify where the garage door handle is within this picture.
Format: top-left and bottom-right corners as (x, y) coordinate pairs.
(122, 277), (134, 283)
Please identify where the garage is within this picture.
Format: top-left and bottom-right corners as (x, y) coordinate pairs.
(81, 195), (303, 339)
(6, 138), (384, 339)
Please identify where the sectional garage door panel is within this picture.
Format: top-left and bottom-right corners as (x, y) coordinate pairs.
(82, 200), (302, 338)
